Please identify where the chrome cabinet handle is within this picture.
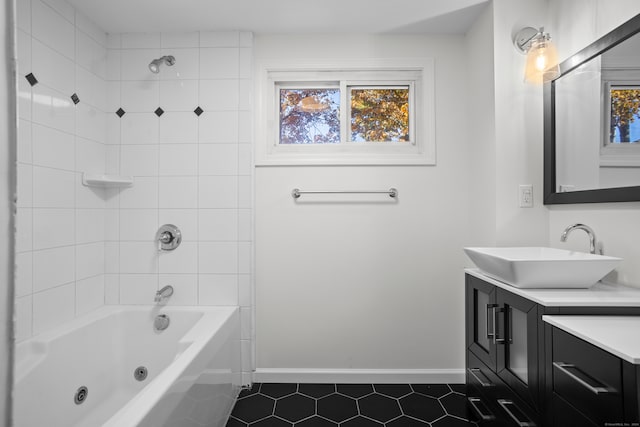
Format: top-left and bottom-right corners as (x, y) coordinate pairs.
(508, 306), (513, 344)
(553, 362), (614, 395)
(468, 368), (494, 387)
(486, 304), (497, 339)
(493, 306), (506, 344)
(468, 397), (495, 421)
(497, 399), (536, 426)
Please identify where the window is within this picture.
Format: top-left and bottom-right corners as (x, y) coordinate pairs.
(608, 86), (640, 144)
(279, 87), (341, 144)
(256, 59), (435, 165)
(600, 70), (640, 166)
(349, 86), (410, 142)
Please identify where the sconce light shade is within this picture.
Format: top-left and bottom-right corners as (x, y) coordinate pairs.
(514, 27), (560, 84)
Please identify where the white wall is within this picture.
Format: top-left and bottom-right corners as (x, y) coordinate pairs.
(465, 3), (496, 247)
(546, 0), (640, 288)
(1, 0), (16, 422)
(254, 34), (472, 380)
(15, 0), (109, 341)
(492, 0), (549, 246)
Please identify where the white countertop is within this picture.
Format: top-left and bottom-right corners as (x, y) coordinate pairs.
(466, 268), (640, 307)
(543, 315), (640, 364)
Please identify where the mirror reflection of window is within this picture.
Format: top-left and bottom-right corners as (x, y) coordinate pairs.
(609, 86), (640, 143)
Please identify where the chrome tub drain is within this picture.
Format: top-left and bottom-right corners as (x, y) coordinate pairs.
(134, 366), (148, 381)
(74, 386), (88, 405)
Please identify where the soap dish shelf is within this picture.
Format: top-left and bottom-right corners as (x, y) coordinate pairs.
(82, 173), (134, 188)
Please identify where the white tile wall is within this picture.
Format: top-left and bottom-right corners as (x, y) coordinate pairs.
(199, 48), (239, 79)
(16, 6), (255, 381)
(158, 144), (198, 175)
(32, 283), (76, 335)
(16, 4), (109, 339)
(32, 208), (74, 249)
(31, 85), (75, 134)
(108, 31), (254, 380)
(159, 112), (198, 143)
(198, 176), (239, 208)
(198, 111), (239, 143)
(31, 124), (75, 170)
(17, 119), (32, 164)
(31, 0), (75, 59)
(76, 275), (105, 315)
(32, 246), (75, 292)
(17, 0), (31, 33)
(119, 209), (157, 241)
(198, 274), (239, 305)
(159, 80), (199, 111)
(161, 32), (199, 49)
(32, 39), (75, 95)
(119, 274), (158, 304)
(121, 113), (159, 144)
(15, 252), (33, 298)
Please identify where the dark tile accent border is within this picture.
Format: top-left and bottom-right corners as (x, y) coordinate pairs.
(25, 73), (38, 86)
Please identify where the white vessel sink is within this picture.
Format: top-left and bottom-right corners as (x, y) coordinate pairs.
(464, 247), (622, 289)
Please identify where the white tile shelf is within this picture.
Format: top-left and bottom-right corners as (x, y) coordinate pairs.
(82, 173), (134, 188)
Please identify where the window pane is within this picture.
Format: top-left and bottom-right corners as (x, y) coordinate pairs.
(610, 87), (640, 143)
(350, 87), (409, 142)
(279, 89), (340, 144)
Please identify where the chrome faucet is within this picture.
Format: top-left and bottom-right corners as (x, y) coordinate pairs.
(560, 223), (602, 254)
(154, 285), (174, 303)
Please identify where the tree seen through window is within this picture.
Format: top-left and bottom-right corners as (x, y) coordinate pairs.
(278, 86), (410, 144)
(610, 87), (640, 143)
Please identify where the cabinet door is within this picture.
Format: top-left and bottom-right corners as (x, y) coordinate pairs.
(466, 275), (497, 370)
(496, 289), (539, 409)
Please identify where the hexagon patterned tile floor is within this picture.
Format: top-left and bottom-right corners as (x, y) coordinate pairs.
(226, 383), (477, 426)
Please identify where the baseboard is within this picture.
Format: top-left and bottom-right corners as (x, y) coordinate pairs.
(252, 368), (465, 384)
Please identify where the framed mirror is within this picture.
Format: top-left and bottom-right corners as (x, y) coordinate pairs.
(544, 13), (640, 204)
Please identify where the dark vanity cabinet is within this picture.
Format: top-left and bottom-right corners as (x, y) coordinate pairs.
(465, 272), (640, 426)
(466, 274), (539, 426)
(545, 324), (640, 426)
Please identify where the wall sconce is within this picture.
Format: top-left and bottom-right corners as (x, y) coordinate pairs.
(513, 27), (560, 84)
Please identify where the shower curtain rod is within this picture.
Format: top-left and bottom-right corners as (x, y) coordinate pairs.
(291, 188), (398, 199)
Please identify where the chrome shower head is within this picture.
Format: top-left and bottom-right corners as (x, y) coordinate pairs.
(149, 55), (176, 73)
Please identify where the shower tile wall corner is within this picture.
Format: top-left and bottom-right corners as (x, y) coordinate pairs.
(16, 0), (109, 341)
(16, 2), (254, 381)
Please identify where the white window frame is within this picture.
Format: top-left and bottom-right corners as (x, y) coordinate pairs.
(255, 58), (435, 166)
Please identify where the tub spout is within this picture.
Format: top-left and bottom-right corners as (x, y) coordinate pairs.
(155, 285), (174, 303)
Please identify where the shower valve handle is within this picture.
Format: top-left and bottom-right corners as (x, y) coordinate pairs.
(158, 231), (174, 244)
(156, 224), (182, 251)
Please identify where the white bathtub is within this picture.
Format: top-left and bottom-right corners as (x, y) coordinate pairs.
(14, 305), (241, 427)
